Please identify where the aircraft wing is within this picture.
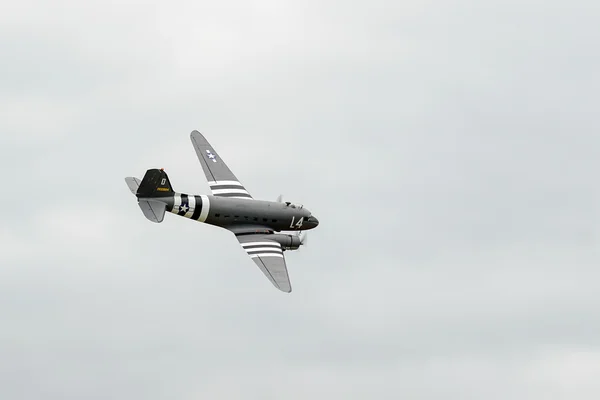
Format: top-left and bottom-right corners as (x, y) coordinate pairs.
(190, 130), (253, 200)
(236, 234), (292, 293)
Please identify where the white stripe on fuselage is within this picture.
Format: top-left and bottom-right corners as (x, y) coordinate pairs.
(172, 193), (182, 213)
(184, 194), (195, 218)
(198, 195), (210, 222)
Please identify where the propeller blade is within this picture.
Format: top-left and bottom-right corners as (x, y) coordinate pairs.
(298, 231), (307, 246)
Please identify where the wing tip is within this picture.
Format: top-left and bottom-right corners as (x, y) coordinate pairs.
(190, 129), (202, 139)
(275, 284), (292, 293)
(190, 130), (210, 148)
(276, 281), (292, 293)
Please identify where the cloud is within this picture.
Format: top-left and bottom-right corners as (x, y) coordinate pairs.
(1, 0), (599, 399)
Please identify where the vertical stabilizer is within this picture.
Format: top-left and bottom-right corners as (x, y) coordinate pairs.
(136, 169), (174, 198)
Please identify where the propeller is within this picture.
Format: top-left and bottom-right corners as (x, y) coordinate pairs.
(297, 231), (308, 247)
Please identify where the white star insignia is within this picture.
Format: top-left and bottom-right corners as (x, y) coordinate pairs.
(206, 149), (217, 162)
(180, 205), (189, 213)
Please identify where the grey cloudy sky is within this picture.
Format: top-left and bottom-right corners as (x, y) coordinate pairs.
(1, 0), (599, 399)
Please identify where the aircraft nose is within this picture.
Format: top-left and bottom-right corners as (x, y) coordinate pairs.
(307, 216), (319, 227)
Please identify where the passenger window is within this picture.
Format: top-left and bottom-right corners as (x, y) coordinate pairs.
(215, 213), (220, 217)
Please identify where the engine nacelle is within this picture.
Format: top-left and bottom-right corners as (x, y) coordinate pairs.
(267, 234), (302, 250)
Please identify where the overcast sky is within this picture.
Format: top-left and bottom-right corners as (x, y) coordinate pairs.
(1, 0), (599, 399)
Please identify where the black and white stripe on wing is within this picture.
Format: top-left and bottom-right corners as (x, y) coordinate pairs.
(208, 180), (253, 199)
(241, 241), (284, 258)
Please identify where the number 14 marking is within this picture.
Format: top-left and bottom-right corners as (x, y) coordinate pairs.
(290, 216), (304, 229)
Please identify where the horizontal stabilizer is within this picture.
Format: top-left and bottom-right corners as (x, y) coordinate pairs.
(138, 199), (166, 223)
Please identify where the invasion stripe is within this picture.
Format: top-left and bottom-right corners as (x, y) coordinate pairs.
(191, 195), (202, 220)
(244, 246), (281, 251)
(241, 242), (281, 248)
(209, 184), (247, 191)
(213, 192), (252, 198)
(198, 195), (210, 222)
(246, 248), (282, 255)
(207, 180), (243, 186)
(172, 193), (182, 214)
(211, 188), (250, 195)
(245, 248), (282, 254)
(250, 253), (284, 258)
(184, 194), (196, 218)
(243, 244), (281, 251)
(248, 250), (282, 256)
(178, 194), (189, 216)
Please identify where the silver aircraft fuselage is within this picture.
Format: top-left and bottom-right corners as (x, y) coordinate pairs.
(139, 192), (319, 233)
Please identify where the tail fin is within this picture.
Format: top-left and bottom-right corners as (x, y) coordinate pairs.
(124, 169), (174, 223)
(136, 168), (174, 198)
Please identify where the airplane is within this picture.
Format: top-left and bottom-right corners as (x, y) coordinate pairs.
(124, 130), (319, 293)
